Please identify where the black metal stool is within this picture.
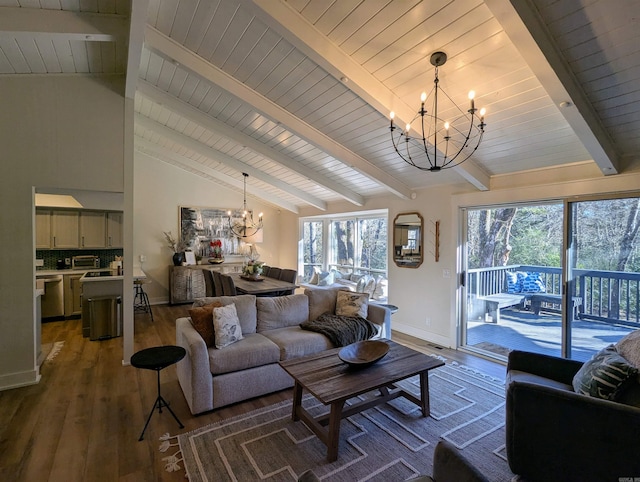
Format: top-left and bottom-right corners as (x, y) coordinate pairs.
(133, 279), (154, 322)
(131, 345), (186, 441)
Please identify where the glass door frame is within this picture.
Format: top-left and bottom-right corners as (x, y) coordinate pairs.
(458, 199), (569, 359)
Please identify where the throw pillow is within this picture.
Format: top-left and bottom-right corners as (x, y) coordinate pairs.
(616, 329), (640, 369)
(505, 272), (520, 293)
(572, 345), (639, 400)
(188, 301), (223, 346)
(336, 290), (369, 318)
(373, 276), (388, 301)
(521, 272), (545, 293)
(212, 303), (243, 349)
(363, 276), (377, 296)
(308, 267), (320, 285)
(317, 271), (334, 286)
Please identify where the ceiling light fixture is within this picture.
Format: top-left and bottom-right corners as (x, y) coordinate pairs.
(389, 51), (486, 172)
(227, 173), (263, 239)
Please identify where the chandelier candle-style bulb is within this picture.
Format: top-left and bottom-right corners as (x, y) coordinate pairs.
(390, 111), (395, 128)
(388, 51), (486, 172)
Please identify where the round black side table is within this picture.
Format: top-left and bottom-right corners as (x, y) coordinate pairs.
(131, 345), (186, 441)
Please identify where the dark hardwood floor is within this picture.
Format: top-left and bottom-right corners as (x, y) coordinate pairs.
(0, 303), (506, 481)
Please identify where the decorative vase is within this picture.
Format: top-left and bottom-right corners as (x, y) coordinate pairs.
(173, 252), (185, 266)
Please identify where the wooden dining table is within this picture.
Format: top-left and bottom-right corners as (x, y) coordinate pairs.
(230, 273), (298, 296)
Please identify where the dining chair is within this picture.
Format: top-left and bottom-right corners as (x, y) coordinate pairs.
(268, 267), (282, 279)
(203, 269), (216, 297)
(220, 273), (237, 296)
(212, 270), (224, 297)
(278, 268), (297, 295)
(261, 265), (271, 277)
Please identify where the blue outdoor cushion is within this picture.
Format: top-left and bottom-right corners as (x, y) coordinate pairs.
(522, 272), (546, 293)
(506, 272), (520, 293)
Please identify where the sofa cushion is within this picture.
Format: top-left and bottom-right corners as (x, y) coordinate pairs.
(572, 345), (639, 400)
(336, 290), (369, 318)
(616, 329), (640, 369)
(188, 301), (223, 347)
(212, 303), (243, 349)
(305, 287), (341, 321)
(208, 333), (281, 375)
(261, 326), (333, 361)
(193, 295), (257, 334)
(256, 294), (309, 332)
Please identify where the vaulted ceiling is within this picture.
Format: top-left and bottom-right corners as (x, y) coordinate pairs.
(1, 0), (638, 214)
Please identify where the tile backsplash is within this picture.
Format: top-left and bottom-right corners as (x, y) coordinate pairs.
(36, 249), (124, 270)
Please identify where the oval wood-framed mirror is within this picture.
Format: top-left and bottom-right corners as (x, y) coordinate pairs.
(393, 212), (424, 268)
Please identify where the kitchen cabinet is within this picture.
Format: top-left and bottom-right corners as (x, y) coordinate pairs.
(79, 211), (106, 248)
(35, 209), (52, 248)
(106, 212), (123, 248)
(51, 210), (79, 248)
(170, 266), (206, 304)
(64, 273), (83, 316)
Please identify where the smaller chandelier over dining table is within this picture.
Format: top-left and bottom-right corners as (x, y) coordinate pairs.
(389, 51), (486, 172)
(227, 172), (263, 239)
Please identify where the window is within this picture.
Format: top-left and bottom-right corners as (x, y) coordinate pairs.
(300, 211), (388, 282)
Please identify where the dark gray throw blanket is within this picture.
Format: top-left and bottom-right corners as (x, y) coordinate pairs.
(300, 312), (378, 347)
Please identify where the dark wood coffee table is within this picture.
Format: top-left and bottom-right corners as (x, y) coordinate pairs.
(279, 339), (445, 461)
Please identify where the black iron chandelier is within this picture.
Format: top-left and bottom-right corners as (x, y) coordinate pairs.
(389, 51), (486, 172)
(227, 173), (263, 239)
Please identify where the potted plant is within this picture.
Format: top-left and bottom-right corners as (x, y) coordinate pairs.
(243, 260), (265, 279)
(208, 239), (224, 264)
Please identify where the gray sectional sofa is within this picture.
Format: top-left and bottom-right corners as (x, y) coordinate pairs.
(176, 288), (391, 415)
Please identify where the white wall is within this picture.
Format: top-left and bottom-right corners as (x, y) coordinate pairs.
(0, 76), (125, 390)
(133, 151), (287, 303)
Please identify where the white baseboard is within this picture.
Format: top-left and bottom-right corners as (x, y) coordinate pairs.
(0, 368), (41, 392)
(391, 322), (453, 348)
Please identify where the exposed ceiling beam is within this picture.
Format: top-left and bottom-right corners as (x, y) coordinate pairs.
(242, 0), (489, 190)
(135, 138), (299, 214)
(135, 113), (327, 211)
(485, 0), (620, 175)
(144, 25), (414, 200)
(124, 0), (148, 99)
(136, 79), (364, 206)
(0, 6), (127, 42)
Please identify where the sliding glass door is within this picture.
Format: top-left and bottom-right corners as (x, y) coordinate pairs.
(461, 195), (640, 361)
(461, 203), (565, 359)
(567, 196), (640, 361)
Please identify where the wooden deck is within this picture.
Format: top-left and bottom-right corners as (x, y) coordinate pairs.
(466, 306), (634, 362)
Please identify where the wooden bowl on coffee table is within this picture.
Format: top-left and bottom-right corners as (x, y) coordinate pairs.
(338, 340), (390, 368)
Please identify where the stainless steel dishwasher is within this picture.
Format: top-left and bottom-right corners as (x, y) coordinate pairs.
(39, 275), (64, 319)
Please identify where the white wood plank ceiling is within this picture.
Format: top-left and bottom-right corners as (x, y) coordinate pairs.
(1, 0), (638, 212)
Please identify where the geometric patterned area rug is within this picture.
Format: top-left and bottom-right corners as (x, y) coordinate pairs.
(160, 358), (513, 481)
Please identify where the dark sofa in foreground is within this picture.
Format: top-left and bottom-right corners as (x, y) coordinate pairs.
(506, 349), (640, 482)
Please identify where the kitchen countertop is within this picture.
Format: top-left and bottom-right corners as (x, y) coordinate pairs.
(79, 268), (146, 283)
(36, 268), (111, 277)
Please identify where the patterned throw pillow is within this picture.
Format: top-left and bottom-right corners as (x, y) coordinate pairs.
(521, 272), (546, 293)
(505, 272), (520, 293)
(212, 303), (243, 349)
(572, 345), (639, 400)
(336, 291), (369, 318)
(188, 302), (223, 347)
